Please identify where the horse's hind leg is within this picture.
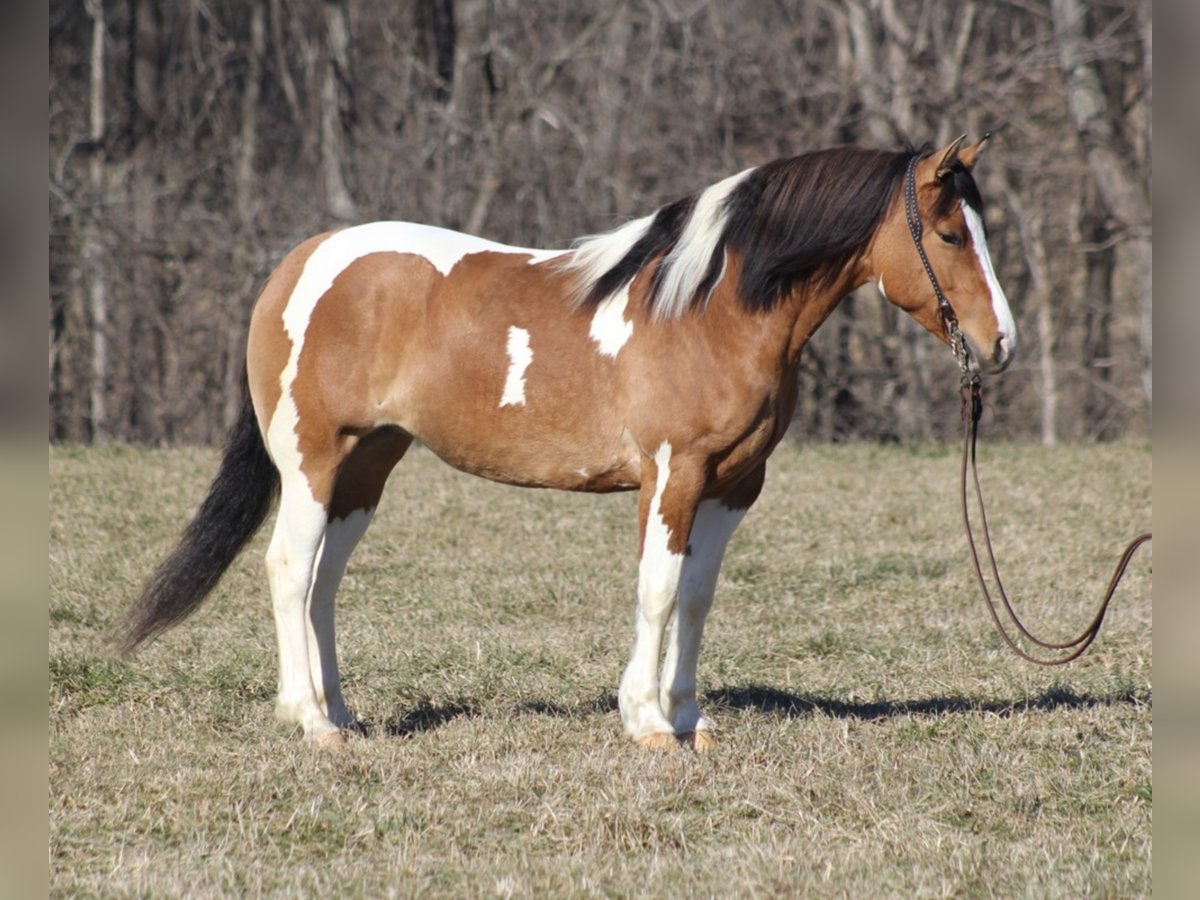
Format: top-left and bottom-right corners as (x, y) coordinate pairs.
(305, 427), (413, 732)
(305, 509), (373, 730)
(266, 475), (337, 743)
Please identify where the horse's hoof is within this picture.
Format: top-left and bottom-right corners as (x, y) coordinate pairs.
(636, 732), (682, 751)
(311, 729), (347, 751)
(681, 730), (718, 752)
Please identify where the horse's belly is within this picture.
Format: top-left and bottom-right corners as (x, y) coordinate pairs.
(416, 422), (641, 493)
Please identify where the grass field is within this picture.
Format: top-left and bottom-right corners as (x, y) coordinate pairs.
(49, 440), (1152, 896)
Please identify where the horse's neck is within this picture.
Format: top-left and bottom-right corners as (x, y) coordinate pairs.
(779, 268), (869, 367)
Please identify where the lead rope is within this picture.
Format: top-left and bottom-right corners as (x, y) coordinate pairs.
(961, 379), (1152, 664)
(904, 154), (1152, 665)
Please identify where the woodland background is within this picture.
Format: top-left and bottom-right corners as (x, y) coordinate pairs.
(48, 0), (1152, 446)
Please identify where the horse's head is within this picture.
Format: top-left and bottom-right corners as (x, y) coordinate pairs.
(868, 135), (1017, 374)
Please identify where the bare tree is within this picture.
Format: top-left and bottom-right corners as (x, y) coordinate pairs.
(83, 0), (108, 443)
(48, 0), (1152, 445)
(1051, 0), (1152, 406)
(321, 0), (358, 221)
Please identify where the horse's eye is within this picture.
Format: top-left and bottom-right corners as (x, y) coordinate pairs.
(938, 231), (964, 247)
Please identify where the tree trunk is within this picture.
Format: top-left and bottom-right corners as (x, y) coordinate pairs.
(1002, 175), (1056, 446)
(1051, 0), (1152, 408)
(127, 0), (167, 443)
(236, 0), (265, 233)
(226, 0), (268, 431)
(844, 0), (892, 147)
(417, 0), (457, 101)
(321, 0), (357, 221)
(1032, 230), (1057, 447)
(84, 0), (109, 443)
(1081, 192), (1116, 440)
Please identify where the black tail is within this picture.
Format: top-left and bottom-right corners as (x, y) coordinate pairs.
(115, 376), (280, 654)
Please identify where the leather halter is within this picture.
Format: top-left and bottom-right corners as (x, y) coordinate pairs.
(903, 153), (972, 379)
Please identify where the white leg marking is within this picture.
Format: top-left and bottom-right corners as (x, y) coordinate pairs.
(306, 507), (373, 729)
(266, 483), (338, 739)
(660, 500), (746, 734)
(620, 443), (685, 741)
(588, 284), (634, 357)
(962, 202), (1018, 354)
(499, 326), (533, 407)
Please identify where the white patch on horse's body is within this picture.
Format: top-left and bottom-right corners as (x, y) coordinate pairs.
(653, 167), (754, 319)
(328, 222), (562, 276)
(642, 443), (679, 576)
(563, 213), (656, 302)
(875, 274), (889, 302)
(620, 442), (686, 740)
(500, 326), (533, 407)
(659, 499), (747, 734)
(588, 284), (634, 357)
(962, 203), (1018, 355)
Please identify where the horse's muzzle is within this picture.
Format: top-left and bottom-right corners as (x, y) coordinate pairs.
(968, 333), (1015, 375)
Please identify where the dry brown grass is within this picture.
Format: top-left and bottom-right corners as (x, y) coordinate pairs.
(50, 440), (1152, 896)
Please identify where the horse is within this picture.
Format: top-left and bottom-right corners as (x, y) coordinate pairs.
(117, 135), (1017, 751)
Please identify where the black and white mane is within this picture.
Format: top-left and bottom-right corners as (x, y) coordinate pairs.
(565, 145), (984, 319)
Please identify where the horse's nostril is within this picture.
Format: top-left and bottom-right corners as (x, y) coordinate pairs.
(994, 335), (1011, 367)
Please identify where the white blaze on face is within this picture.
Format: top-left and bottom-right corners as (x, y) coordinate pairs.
(499, 326), (533, 407)
(962, 202), (1018, 355)
(589, 284), (634, 357)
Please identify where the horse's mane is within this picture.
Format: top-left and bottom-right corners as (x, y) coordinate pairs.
(564, 145), (977, 319)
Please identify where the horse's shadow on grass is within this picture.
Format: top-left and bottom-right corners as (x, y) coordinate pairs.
(369, 683), (1148, 737)
(703, 683), (1151, 720)
(380, 698), (480, 738)
(513, 683), (1149, 724)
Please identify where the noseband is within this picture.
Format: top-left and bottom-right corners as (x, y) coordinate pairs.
(902, 151), (1151, 666)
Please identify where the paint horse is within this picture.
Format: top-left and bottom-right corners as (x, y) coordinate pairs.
(119, 136), (1016, 750)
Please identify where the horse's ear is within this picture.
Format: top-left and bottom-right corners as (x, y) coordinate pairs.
(934, 134), (968, 181)
(956, 132), (992, 171)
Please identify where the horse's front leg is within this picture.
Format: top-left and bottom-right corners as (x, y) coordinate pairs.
(619, 443), (702, 749)
(658, 465), (764, 751)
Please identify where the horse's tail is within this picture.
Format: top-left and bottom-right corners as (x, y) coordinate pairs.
(114, 374), (279, 655)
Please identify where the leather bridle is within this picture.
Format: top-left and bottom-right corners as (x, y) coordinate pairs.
(904, 153), (972, 378)
(902, 153), (1151, 666)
